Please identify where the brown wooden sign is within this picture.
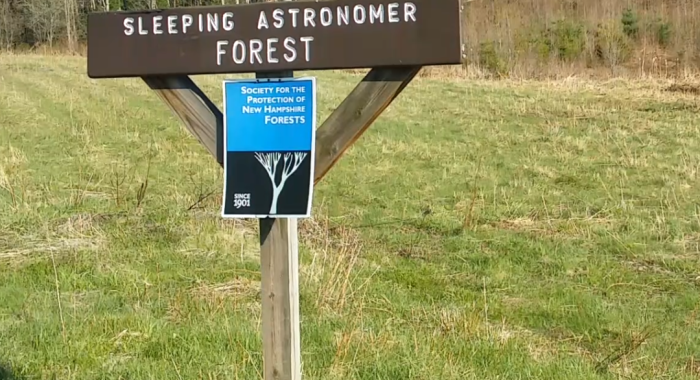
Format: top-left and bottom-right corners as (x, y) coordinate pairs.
(87, 0), (462, 78)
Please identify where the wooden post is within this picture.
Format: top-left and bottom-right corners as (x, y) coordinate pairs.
(141, 65), (417, 380)
(91, 1), (461, 378)
(259, 217), (300, 380)
(255, 70), (301, 380)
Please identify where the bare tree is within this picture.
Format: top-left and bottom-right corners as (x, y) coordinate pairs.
(0, 1), (20, 49)
(64, 0), (77, 52)
(254, 152), (307, 215)
(20, 0), (63, 47)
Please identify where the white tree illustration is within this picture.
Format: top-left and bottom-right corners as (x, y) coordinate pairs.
(254, 152), (308, 214)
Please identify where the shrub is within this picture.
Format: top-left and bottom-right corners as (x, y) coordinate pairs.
(656, 21), (672, 47)
(478, 41), (508, 78)
(594, 20), (633, 68)
(513, 27), (551, 61)
(621, 8), (639, 39)
(545, 20), (587, 61)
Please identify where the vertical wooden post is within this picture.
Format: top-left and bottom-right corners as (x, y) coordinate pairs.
(257, 68), (301, 380)
(259, 218), (301, 380)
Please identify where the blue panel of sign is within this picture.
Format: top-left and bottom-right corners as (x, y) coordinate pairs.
(225, 80), (314, 152)
(221, 77), (316, 219)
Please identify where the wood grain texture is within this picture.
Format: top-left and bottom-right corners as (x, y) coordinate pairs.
(259, 218), (301, 380)
(145, 72), (302, 380)
(142, 75), (223, 165)
(255, 69), (301, 380)
(313, 66), (421, 184)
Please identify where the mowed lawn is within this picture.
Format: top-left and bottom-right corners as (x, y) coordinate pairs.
(1, 54), (699, 380)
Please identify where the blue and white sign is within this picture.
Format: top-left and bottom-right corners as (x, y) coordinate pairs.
(221, 77), (316, 218)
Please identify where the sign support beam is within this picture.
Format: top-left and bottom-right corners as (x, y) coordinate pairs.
(89, 0), (462, 378)
(259, 216), (301, 380)
(255, 70), (302, 380)
(142, 66), (417, 378)
(141, 67), (419, 378)
(142, 67), (420, 184)
(314, 66), (421, 183)
(143, 75), (224, 165)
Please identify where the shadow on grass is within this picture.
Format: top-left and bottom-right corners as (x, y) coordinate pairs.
(0, 363), (21, 380)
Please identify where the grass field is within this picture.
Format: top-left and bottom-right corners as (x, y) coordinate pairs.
(1, 54), (699, 380)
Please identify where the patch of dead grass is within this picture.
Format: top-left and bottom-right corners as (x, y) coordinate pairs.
(0, 235), (102, 262)
(56, 212), (111, 235)
(666, 83), (700, 95)
(486, 214), (618, 240)
(191, 277), (261, 301)
(411, 304), (582, 363)
(177, 217), (259, 261)
(0, 213), (107, 264)
(685, 357), (700, 378)
(299, 215), (370, 315)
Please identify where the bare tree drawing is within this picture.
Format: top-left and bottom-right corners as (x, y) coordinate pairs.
(254, 152), (308, 214)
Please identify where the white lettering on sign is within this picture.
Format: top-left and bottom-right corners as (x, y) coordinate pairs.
(388, 3), (399, 22)
(320, 7), (333, 26)
(288, 8), (300, 27)
(246, 95), (295, 104)
(238, 84), (309, 126)
(121, 2), (418, 65)
(273, 9), (285, 28)
(233, 193), (251, 208)
(216, 36), (314, 66)
(353, 5), (366, 24)
(369, 5), (384, 23)
(153, 15), (163, 35)
(303, 8), (316, 27)
(242, 106), (262, 114)
(182, 14), (193, 33)
(123, 11), (235, 36)
(264, 105), (305, 113)
(138, 17), (147, 35)
(257, 11), (269, 29)
(207, 13), (218, 32)
(167, 15), (178, 34)
(264, 115), (306, 124)
(337, 6), (350, 26)
(240, 86), (275, 95)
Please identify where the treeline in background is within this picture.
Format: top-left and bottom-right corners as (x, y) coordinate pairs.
(1, 0), (699, 79)
(0, 0), (246, 53)
(464, 0), (700, 78)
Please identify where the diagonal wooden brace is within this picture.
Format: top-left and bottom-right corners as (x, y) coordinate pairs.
(142, 66), (420, 182)
(143, 75), (224, 166)
(143, 66), (419, 380)
(313, 66), (421, 183)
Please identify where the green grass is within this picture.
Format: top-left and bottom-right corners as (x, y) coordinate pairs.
(1, 54), (699, 380)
